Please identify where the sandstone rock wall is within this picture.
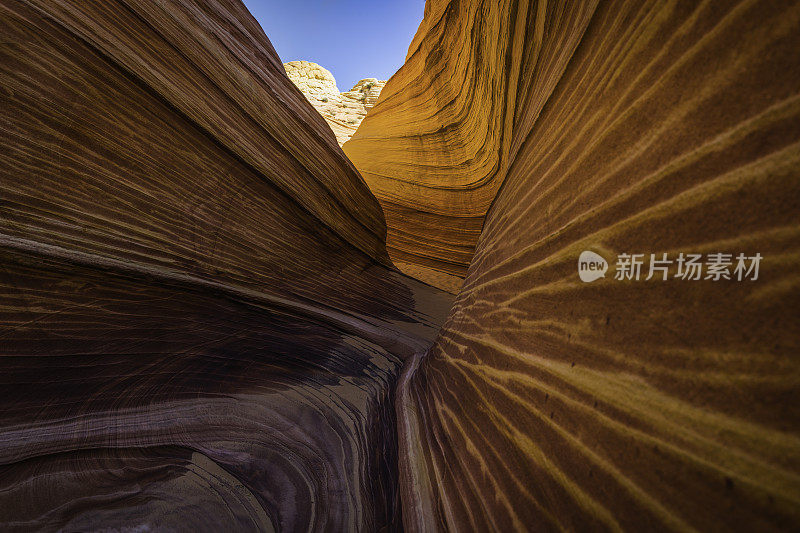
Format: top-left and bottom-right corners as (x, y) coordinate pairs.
(284, 60), (386, 145)
(343, 0), (548, 292)
(1, 0), (799, 531)
(0, 1), (451, 530)
(395, 0), (800, 530)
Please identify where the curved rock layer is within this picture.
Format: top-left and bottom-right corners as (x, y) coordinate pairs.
(344, 0), (594, 292)
(3, 0), (800, 531)
(398, 0), (800, 530)
(0, 0), (453, 530)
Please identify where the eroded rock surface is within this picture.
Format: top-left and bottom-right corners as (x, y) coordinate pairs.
(1, 0), (799, 531)
(392, 0), (800, 531)
(343, 0), (538, 291)
(0, 1), (451, 530)
(284, 60), (385, 146)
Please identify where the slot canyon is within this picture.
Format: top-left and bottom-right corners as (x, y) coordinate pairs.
(1, 0), (799, 531)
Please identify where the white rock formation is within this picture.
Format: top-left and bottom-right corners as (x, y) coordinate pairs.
(283, 61), (386, 146)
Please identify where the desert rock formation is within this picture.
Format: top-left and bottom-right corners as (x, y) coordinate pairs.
(1, 0), (799, 531)
(284, 60), (385, 145)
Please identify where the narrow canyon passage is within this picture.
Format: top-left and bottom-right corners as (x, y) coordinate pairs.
(1, 0), (799, 532)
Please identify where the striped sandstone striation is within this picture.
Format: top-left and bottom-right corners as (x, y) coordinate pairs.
(343, 0), (548, 292)
(0, 0), (452, 530)
(393, 0), (800, 530)
(1, 0), (799, 531)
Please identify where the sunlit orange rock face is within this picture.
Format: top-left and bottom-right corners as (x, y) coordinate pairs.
(393, 0), (800, 531)
(0, 0), (453, 530)
(344, 0), (596, 293)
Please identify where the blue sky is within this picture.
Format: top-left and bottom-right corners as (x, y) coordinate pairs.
(241, 0), (426, 90)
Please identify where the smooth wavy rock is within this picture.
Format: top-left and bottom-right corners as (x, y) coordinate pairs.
(284, 60), (386, 146)
(396, 0), (800, 530)
(0, 0), (452, 530)
(344, 0), (587, 292)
